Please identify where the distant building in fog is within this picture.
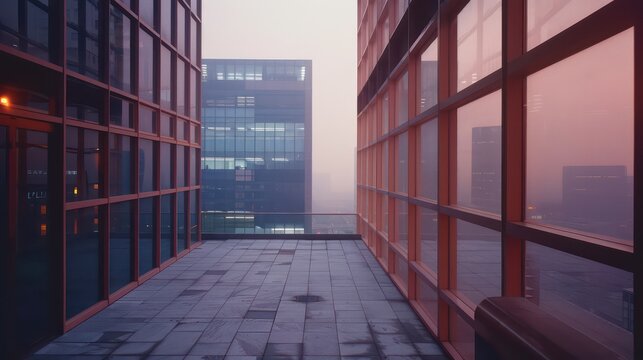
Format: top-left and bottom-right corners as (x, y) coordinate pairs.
(471, 125), (501, 213)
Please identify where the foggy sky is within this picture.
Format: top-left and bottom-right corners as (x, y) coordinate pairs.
(202, 0), (357, 212)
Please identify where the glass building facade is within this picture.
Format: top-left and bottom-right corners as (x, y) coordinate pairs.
(0, 0), (201, 357)
(201, 59), (312, 233)
(356, 0), (641, 359)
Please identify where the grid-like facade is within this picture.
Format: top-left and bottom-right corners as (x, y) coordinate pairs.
(0, 0), (201, 357)
(356, 0), (641, 358)
(201, 59), (312, 232)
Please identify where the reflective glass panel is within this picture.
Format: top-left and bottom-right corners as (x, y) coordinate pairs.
(67, 78), (104, 124)
(456, 90), (501, 214)
(109, 134), (134, 196)
(457, 0), (502, 91)
(177, 192), (187, 252)
(67, 0), (103, 79)
(139, 29), (156, 103)
(395, 71), (408, 126)
(139, 197), (156, 276)
(176, 4), (186, 55)
(1, 0), (51, 60)
(190, 190), (198, 244)
(417, 207), (438, 272)
(139, 139), (156, 192)
(160, 0), (173, 42)
(396, 132), (408, 194)
(160, 142), (174, 189)
(161, 194), (174, 262)
(139, 105), (157, 134)
(109, 96), (134, 128)
(418, 278), (438, 323)
(139, 0), (156, 29)
(176, 145), (186, 187)
(110, 201), (133, 293)
(160, 113), (175, 138)
(418, 119), (438, 200)
(395, 199), (408, 251)
(109, 4), (133, 92)
(160, 45), (173, 110)
(177, 59), (186, 115)
(66, 127), (102, 201)
(418, 39), (438, 113)
(525, 29), (633, 242)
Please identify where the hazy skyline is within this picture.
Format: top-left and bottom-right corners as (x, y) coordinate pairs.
(202, 0), (357, 212)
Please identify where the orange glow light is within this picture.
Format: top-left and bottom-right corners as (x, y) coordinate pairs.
(40, 224), (47, 236)
(0, 97), (9, 107)
(40, 205), (47, 215)
(73, 186), (79, 196)
(93, 183), (99, 190)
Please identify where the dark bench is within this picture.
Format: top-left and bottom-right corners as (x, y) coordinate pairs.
(474, 297), (622, 360)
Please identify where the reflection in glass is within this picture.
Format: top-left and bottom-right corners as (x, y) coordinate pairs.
(0, 0), (52, 60)
(449, 308), (475, 360)
(177, 4), (186, 55)
(110, 96), (134, 128)
(160, 0), (173, 42)
(139, 0), (156, 29)
(66, 127), (101, 201)
(190, 17), (197, 62)
(160, 143), (174, 189)
(190, 190), (198, 244)
(395, 199), (408, 251)
(382, 141), (388, 190)
(109, 134), (134, 196)
(139, 29), (156, 103)
(67, 78), (104, 124)
(177, 192), (187, 252)
(177, 59), (186, 115)
(418, 278), (438, 323)
(527, 0), (612, 50)
(139, 139), (156, 192)
(395, 255), (408, 289)
(457, 0), (501, 91)
(417, 207), (438, 272)
(109, 5), (133, 92)
(160, 46), (173, 109)
(177, 145), (186, 187)
(66, 206), (102, 319)
(396, 132), (408, 194)
(139, 106), (157, 134)
(456, 220), (501, 306)
(525, 242), (633, 358)
(456, 91), (501, 214)
(418, 120), (438, 200)
(110, 201), (133, 294)
(67, 0), (102, 79)
(161, 194), (174, 262)
(161, 113), (175, 138)
(395, 72), (408, 126)
(139, 197), (156, 276)
(525, 29), (633, 242)
(418, 39), (438, 113)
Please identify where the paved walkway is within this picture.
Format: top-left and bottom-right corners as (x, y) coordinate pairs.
(32, 240), (447, 360)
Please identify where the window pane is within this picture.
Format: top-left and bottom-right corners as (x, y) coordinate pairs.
(139, 0), (156, 29)
(176, 145), (186, 187)
(456, 220), (501, 306)
(67, 0), (103, 79)
(110, 96), (134, 128)
(109, 5), (133, 92)
(110, 201), (133, 293)
(381, 93), (389, 135)
(160, 0), (173, 42)
(139, 197), (156, 276)
(139, 139), (156, 192)
(396, 132), (408, 194)
(67, 78), (104, 124)
(190, 190), (198, 244)
(1, 0), (52, 61)
(190, 147), (198, 185)
(418, 119), (437, 200)
(395, 71), (408, 126)
(527, 0), (612, 50)
(395, 255), (408, 289)
(139, 29), (156, 103)
(177, 192), (187, 252)
(525, 29), (633, 242)
(417, 207), (438, 272)
(456, 90), (501, 214)
(449, 308), (475, 359)
(457, 0), (501, 91)
(161, 194), (174, 262)
(160, 142), (174, 189)
(177, 59), (186, 115)
(160, 46), (173, 109)
(66, 127), (102, 201)
(190, 68), (198, 117)
(525, 242), (633, 358)
(176, 4), (186, 55)
(66, 206), (103, 319)
(139, 105), (157, 134)
(382, 141), (388, 190)
(395, 199), (408, 251)
(418, 277), (438, 323)
(190, 17), (197, 63)
(418, 39), (438, 113)
(160, 113), (175, 138)
(109, 134), (134, 196)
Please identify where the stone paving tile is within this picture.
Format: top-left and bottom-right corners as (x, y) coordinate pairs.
(30, 240), (445, 360)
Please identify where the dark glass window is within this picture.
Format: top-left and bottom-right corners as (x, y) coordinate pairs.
(160, 45), (173, 109)
(177, 59), (186, 115)
(177, 191), (187, 252)
(177, 119), (186, 141)
(66, 127), (102, 201)
(109, 201), (133, 293)
(176, 4), (186, 55)
(139, 0), (156, 30)
(109, 4), (133, 93)
(190, 17), (197, 63)
(177, 145), (186, 187)
(109, 134), (134, 196)
(139, 139), (156, 192)
(161, 194), (174, 262)
(190, 147), (197, 185)
(67, 78), (104, 124)
(139, 197), (156, 276)
(139, 29), (156, 103)
(160, 0), (173, 43)
(190, 68), (198, 117)
(190, 190), (198, 244)
(67, 0), (103, 79)
(160, 113), (175, 138)
(160, 142), (174, 189)
(109, 96), (134, 128)
(139, 105), (157, 134)
(0, 0), (52, 61)
(66, 206), (103, 319)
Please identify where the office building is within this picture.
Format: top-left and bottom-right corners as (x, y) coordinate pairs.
(356, 0), (640, 358)
(0, 1), (201, 357)
(201, 59), (312, 233)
